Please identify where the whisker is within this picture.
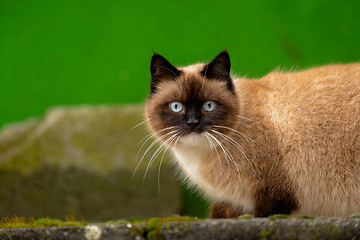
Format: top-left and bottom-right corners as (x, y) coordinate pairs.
(127, 118), (152, 133)
(204, 132), (223, 176)
(207, 131), (242, 183)
(173, 132), (184, 146)
(142, 133), (179, 187)
(157, 146), (168, 195)
(136, 126), (177, 161)
(213, 125), (253, 143)
(206, 132), (232, 166)
(137, 126), (178, 151)
(137, 126), (177, 147)
(157, 133), (181, 195)
(133, 137), (161, 179)
(159, 66), (178, 78)
(211, 129), (262, 178)
(133, 129), (177, 179)
(136, 133), (156, 158)
(235, 115), (253, 122)
(144, 133), (178, 177)
(211, 129), (249, 157)
(203, 133), (214, 159)
(142, 130), (177, 164)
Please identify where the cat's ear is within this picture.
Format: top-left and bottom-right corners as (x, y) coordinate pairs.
(201, 50), (234, 92)
(150, 53), (181, 94)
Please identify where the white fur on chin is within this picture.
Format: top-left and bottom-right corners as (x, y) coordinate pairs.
(172, 132), (217, 193)
(177, 132), (210, 147)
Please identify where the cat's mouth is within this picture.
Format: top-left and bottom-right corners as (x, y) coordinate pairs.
(178, 132), (208, 146)
(185, 128), (204, 134)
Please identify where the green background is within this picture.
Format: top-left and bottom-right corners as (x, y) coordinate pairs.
(1, 0), (359, 127)
(0, 0), (359, 219)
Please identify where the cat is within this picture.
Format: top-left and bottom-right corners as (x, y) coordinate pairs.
(145, 50), (360, 218)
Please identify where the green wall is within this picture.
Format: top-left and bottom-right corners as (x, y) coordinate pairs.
(1, 0), (359, 127)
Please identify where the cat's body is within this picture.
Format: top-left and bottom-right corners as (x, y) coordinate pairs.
(146, 51), (360, 217)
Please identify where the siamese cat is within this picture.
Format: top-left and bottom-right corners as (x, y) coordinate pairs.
(145, 50), (360, 217)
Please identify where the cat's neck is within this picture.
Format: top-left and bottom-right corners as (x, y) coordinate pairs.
(172, 133), (214, 190)
(172, 133), (213, 170)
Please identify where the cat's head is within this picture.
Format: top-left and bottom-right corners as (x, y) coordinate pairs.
(146, 50), (240, 147)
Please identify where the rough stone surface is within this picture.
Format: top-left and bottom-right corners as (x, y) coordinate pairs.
(1, 218), (360, 240)
(0, 105), (181, 221)
(160, 218), (360, 240)
(0, 225), (139, 240)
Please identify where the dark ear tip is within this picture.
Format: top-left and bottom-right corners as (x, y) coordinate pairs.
(150, 52), (180, 80)
(151, 52), (162, 61)
(151, 53), (167, 70)
(218, 49), (230, 58)
(213, 50), (231, 69)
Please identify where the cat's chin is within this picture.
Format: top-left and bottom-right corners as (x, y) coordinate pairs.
(177, 132), (209, 148)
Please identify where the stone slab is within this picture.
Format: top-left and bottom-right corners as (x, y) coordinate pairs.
(0, 105), (181, 221)
(1, 218), (360, 240)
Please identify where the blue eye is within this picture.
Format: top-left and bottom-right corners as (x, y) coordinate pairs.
(170, 101), (183, 112)
(203, 100), (216, 112)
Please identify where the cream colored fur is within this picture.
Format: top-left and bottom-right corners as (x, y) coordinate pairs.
(250, 63), (360, 216)
(147, 62), (360, 217)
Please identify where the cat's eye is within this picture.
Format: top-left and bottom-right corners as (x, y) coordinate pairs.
(170, 101), (183, 113)
(203, 100), (216, 112)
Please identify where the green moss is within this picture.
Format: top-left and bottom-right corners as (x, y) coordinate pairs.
(324, 223), (343, 239)
(260, 229), (272, 238)
(238, 214), (253, 219)
(128, 225), (145, 237)
(349, 214), (360, 218)
(107, 216), (199, 240)
(32, 218), (63, 227)
(144, 216), (199, 240)
(60, 221), (88, 227)
(268, 214), (290, 221)
(105, 219), (130, 225)
(145, 219), (163, 240)
(0, 216), (31, 228)
(0, 216), (87, 229)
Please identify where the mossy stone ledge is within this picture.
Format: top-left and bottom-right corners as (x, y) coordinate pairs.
(1, 217), (360, 240)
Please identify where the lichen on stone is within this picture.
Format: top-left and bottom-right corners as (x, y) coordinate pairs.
(143, 216), (199, 240)
(238, 214), (253, 219)
(85, 225), (102, 240)
(268, 214), (290, 221)
(260, 228), (272, 239)
(0, 216), (87, 228)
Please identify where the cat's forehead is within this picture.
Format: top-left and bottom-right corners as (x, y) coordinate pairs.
(179, 63), (206, 74)
(153, 74), (232, 104)
(149, 63), (234, 103)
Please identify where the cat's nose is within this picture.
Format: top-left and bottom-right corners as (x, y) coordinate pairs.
(186, 116), (200, 128)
